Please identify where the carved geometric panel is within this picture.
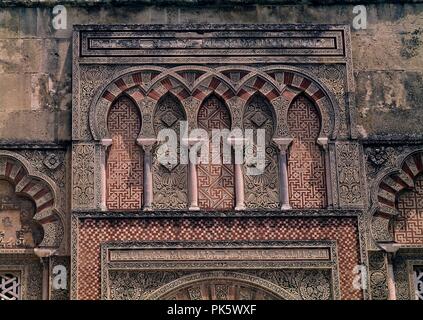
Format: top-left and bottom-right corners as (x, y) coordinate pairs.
(72, 144), (95, 209)
(336, 142), (363, 207)
(0, 272), (20, 300)
(243, 94), (279, 208)
(153, 94), (187, 209)
(107, 268), (332, 300)
(287, 95), (326, 208)
(394, 174), (423, 244)
(368, 251), (388, 300)
(106, 96), (143, 210)
(197, 95), (234, 210)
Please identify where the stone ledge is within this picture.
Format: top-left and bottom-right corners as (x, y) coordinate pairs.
(1, 0), (422, 8)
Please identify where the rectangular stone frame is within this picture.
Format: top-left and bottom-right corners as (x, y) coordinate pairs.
(0, 265), (25, 300)
(100, 240), (340, 300)
(71, 24), (367, 300)
(406, 259), (423, 300)
(392, 249), (423, 300)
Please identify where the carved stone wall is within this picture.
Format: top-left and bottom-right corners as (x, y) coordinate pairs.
(0, 1), (421, 300)
(335, 142), (364, 208)
(70, 24), (369, 301)
(72, 144), (96, 210)
(287, 95), (326, 208)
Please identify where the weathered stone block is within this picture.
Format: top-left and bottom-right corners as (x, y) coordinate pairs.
(0, 110), (56, 142)
(355, 71), (423, 138)
(0, 8), (20, 38)
(0, 39), (23, 73)
(0, 73), (30, 111)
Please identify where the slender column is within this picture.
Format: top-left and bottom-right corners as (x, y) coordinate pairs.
(386, 253), (397, 300)
(273, 138), (293, 210)
(228, 137), (246, 211)
(100, 138), (112, 211)
(234, 163), (245, 210)
(188, 143), (200, 211)
(43, 258), (49, 300)
(182, 136), (203, 211)
(317, 137), (333, 208)
(34, 248), (57, 301)
(378, 242), (399, 300)
(137, 138), (156, 211)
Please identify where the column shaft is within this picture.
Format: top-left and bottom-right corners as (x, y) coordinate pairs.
(234, 163), (245, 210)
(188, 149), (200, 210)
(279, 150), (291, 210)
(143, 147), (153, 210)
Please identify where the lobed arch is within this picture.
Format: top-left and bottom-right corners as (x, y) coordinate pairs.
(371, 150), (423, 244)
(0, 151), (66, 253)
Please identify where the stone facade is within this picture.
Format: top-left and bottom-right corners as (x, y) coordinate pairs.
(0, 1), (422, 300)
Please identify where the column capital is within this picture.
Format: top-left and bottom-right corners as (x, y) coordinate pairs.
(100, 138), (113, 147)
(136, 137), (157, 152)
(34, 248), (57, 259)
(272, 137), (293, 152)
(377, 241), (400, 255)
(317, 137), (329, 150)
